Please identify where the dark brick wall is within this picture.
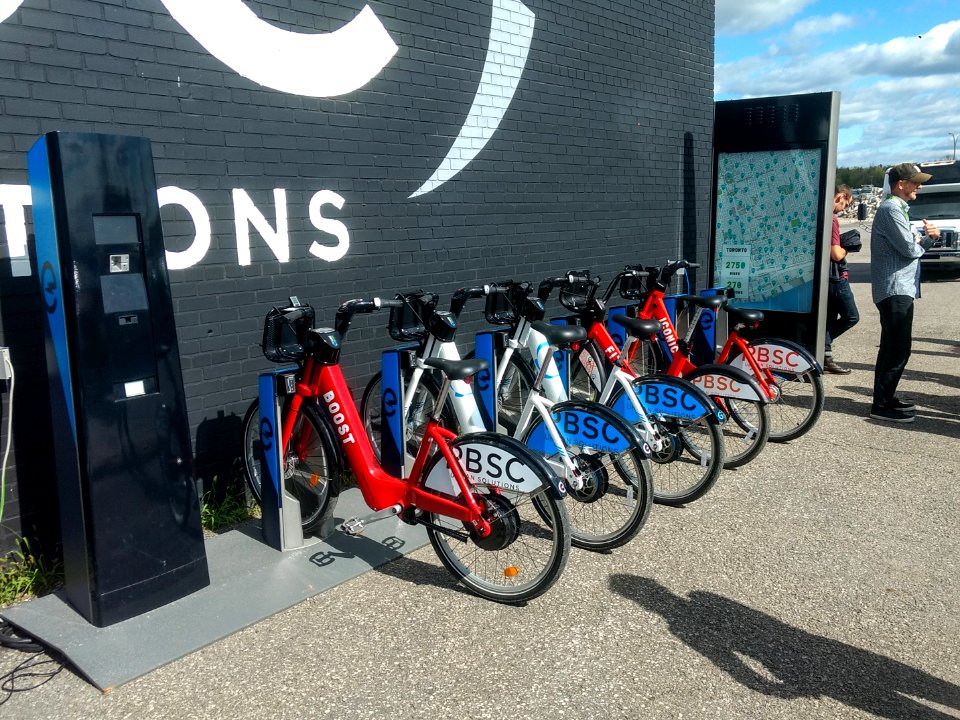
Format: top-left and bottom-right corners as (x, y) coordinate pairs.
(0, 0), (715, 553)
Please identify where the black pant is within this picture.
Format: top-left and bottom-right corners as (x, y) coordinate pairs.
(873, 295), (914, 408)
(825, 279), (860, 354)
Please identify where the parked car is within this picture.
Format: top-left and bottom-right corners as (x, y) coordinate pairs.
(907, 160), (960, 260)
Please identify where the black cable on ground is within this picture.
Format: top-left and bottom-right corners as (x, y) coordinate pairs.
(0, 620), (64, 705)
(0, 620), (42, 652)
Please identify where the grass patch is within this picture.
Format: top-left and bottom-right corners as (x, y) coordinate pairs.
(0, 538), (62, 607)
(200, 480), (258, 533)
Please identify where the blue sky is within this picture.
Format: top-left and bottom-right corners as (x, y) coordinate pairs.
(715, 0), (960, 167)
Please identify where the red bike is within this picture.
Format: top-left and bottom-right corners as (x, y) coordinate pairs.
(544, 270), (770, 468)
(621, 261), (824, 442)
(244, 297), (571, 603)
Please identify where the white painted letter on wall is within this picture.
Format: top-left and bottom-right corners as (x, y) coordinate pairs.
(159, 186), (212, 270)
(308, 190), (350, 262)
(233, 188), (289, 266)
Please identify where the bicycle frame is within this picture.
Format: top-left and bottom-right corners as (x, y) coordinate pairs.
(397, 329), (579, 486)
(489, 312), (679, 456)
(629, 287), (779, 401)
(285, 355), (486, 526)
(716, 332), (779, 389)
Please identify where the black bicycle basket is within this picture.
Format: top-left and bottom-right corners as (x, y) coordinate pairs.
(618, 272), (647, 300)
(558, 279), (596, 313)
(484, 282), (526, 325)
(262, 303), (316, 363)
(388, 291), (438, 342)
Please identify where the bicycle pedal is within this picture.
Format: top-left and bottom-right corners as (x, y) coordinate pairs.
(339, 504), (402, 536)
(340, 517), (366, 536)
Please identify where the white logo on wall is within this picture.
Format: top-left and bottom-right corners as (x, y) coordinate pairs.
(0, 0), (23, 24)
(0, 1), (536, 274)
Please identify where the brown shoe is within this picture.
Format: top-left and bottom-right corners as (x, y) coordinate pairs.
(823, 357), (851, 375)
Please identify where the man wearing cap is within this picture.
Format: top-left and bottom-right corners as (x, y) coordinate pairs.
(869, 163), (940, 423)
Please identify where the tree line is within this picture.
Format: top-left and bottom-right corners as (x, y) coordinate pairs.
(836, 166), (887, 189)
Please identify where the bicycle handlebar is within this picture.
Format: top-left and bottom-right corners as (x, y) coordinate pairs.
(334, 297), (401, 338)
(449, 284), (504, 317)
(537, 271), (598, 300)
(278, 306), (310, 324)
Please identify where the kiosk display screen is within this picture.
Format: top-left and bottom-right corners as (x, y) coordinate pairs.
(713, 148), (822, 313)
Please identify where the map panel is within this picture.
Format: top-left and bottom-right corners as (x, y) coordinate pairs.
(714, 149), (822, 313)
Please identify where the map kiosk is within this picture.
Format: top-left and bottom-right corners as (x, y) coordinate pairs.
(710, 92), (840, 360)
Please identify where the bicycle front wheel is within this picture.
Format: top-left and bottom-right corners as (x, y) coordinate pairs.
(626, 337), (668, 378)
(496, 353), (536, 432)
(241, 400), (340, 532)
(567, 341), (605, 402)
(360, 371), (454, 462)
(521, 411), (653, 550)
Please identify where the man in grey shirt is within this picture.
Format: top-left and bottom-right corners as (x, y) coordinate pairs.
(869, 163), (940, 423)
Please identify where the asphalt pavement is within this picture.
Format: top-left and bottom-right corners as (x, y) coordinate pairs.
(2, 221), (958, 720)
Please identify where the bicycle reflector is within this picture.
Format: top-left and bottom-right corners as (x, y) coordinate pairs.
(503, 566), (520, 578)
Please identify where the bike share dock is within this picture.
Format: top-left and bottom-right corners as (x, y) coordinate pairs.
(1, 492), (428, 691)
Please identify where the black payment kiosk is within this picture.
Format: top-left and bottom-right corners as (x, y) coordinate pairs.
(28, 132), (209, 627)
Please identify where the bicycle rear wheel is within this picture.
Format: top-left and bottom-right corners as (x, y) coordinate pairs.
(714, 397), (769, 468)
(521, 412), (652, 550)
(724, 345), (824, 442)
(608, 382), (725, 506)
(423, 442), (570, 603)
(241, 400), (340, 532)
(766, 370), (824, 442)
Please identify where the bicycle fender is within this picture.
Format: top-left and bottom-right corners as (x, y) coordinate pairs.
(728, 338), (822, 375)
(424, 432), (567, 500)
(525, 400), (650, 458)
(623, 376), (723, 424)
(685, 363), (768, 403)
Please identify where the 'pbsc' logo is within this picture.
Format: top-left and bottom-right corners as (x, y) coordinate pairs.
(158, 0), (536, 198)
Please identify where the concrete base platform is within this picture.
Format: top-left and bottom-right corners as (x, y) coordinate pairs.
(0, 489), (427, 692)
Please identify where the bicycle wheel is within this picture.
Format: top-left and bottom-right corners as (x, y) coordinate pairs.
(626, 337), (668, 378)
(496, 353), (536, 432)
(725, 344), (824, 442)
(521, 409), (653, 550)
(714, 397), (769, 468)
(423, 441), (571, 603)
(360, 371), (454, 462)
(241, 400), (340, 532)
(608, 382), (725, 506)
(567, 342), (605, 402)
(766, 370), (824, 442)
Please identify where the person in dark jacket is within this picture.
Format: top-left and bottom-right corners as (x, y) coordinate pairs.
(823, 184), (859, 374)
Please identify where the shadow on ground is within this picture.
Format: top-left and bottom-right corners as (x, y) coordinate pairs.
(610, 575), (960, 720)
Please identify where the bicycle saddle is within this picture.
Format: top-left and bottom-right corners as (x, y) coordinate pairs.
(724, 304), (764, 324)
(671, 294), (726, 310)
(530, 321), (587, 347)
(422, 357), (489, 381)
(610, 314), (661, 338)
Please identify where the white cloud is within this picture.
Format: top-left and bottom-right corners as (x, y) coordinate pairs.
(716, 0), (816, 35)
(787, 13), (856, 41)
(717, 20), (960, 96)
(716, 20), (960, 166)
